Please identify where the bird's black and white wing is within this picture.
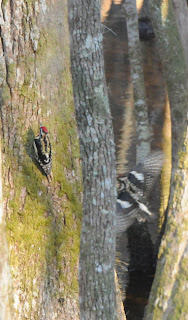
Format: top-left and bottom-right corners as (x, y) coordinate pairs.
(116, 151), (164, 233)
(117, 151), (164, 201)
(142, 151), (164, 197)
(33, 135), (52, 176)
(116, 200), (139, 233)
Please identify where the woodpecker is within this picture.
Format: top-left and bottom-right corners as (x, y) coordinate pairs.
(116, 151), (164, 233)
(33, 126), (52, 180)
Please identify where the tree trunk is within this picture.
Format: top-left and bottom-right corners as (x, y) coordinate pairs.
(172, 0), (188, 74)
(0, 1), (81, 319)
(144, 1), (188, 318)
(0, 137), (12, 319)
(123, 0), (151, 163)
(68, 1), (117, 319)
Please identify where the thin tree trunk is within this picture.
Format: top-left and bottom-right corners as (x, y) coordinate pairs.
(144, 1), (188, 318)
(148, 0), (187, 180)
(68, 1), (117, 319)
(123, 0), (151, 163)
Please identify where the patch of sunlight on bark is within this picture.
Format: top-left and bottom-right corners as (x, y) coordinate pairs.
(160, 92), (171, 227)
(101, 0), (112, 22)
(116, 82), (134, 175)
(115, 271), (127, 320)
(113, 0), (122, 4)
(136, 0), (144, 12)
(161, 0), (169, 23)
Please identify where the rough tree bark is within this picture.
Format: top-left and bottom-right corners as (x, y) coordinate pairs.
(68, 1), (117, 319)
(0, 1), (81, 319)
(0, 136), (12, 319)
(123, 0), (151, 163)
(172, 0), (188, 74)
(144, 1), (188, 319)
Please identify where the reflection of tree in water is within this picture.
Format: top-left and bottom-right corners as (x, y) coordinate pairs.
(102, 0), (169, 318)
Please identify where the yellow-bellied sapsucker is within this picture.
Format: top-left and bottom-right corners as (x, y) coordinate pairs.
(116, 151), (164, 233)
(33, 126), (52, 180)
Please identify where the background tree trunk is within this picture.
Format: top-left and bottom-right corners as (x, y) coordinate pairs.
(0, 1), (81, 319)
(123, 0), (151, 163)
(172, 0), (188, 74)
(144, 1), (188, 318)
(68, 1), (117, 319)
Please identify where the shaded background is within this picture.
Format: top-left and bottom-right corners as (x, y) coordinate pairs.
(101, 0), (171, 319)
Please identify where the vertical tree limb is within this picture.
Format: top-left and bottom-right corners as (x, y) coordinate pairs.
(68, 1), (117, 319)
(172, 0), (188, 74)
(123, 0), (151, 163)
(144, 1), (188, 318)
